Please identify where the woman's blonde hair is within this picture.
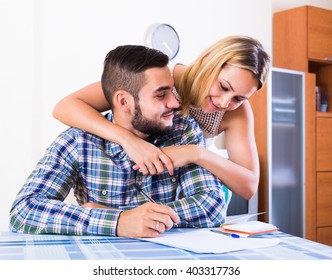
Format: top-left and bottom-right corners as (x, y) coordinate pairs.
(179, 35), (270, 115)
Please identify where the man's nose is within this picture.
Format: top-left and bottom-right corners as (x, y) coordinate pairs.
(168, 94), (180, 109)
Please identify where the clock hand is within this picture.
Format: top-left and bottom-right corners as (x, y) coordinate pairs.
(162, 40), (174, 55)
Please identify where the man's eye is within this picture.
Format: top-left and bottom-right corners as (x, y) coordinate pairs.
(157, 93), (166, 98)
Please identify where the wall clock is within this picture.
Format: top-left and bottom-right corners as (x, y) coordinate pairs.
(146, 23), (180, 60)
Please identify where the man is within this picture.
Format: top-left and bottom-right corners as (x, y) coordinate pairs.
(9, 45), (226, 238)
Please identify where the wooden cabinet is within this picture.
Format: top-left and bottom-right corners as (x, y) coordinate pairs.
(274, 5), (332, 69)
(308, 7), (332, 61)
(317, 171), (332, 246)
(274, 5), (332, 111)
(274, 6), (332, 245)
(316, 115), (332, 171)
(317, 172), (332, 227)
(250, 86), (268, 223)
(316, 114), (332, 246)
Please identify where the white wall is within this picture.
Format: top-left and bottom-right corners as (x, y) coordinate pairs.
(0, 0), (330, 231)
(0, 0), (36, 230)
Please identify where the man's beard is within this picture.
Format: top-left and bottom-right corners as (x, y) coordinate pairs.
(131, 104), (173, 136)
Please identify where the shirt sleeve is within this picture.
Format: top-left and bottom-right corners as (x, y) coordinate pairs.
(9, 130), (122, 236)
(165, 115), (227, 227)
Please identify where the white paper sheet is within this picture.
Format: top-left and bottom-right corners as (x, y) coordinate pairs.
(138, 229), (281, 254)
(224, 212), (266, 224)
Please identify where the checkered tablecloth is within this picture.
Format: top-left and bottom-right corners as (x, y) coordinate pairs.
(0, 229), (331, 260)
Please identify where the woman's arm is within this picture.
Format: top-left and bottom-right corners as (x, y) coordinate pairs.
(218, 101), (259, 200)
(162, 101), (259, 200)
(52, 82), (174, 175)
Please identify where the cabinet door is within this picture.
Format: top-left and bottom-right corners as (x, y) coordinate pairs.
(317, 227), (332, 246)
(317, 172), (332, 227)
(308, 7), (332, 61)
(316, 117), (332, 171)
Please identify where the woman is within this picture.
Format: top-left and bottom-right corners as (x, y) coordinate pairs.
(52, 35), (270, 200)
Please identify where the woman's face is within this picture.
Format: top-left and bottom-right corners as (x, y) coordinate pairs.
(201, 65), (259, 113)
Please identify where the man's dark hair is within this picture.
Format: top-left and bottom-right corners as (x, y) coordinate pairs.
(101, 45), (169, 109)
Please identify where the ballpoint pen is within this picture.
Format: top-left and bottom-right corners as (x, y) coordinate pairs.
(133, 179), (198, 229)
(210, 229), (240, 238)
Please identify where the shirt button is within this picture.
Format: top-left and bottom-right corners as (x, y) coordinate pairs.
(171, 178), (177, 183)
(101, 190), (107, 195)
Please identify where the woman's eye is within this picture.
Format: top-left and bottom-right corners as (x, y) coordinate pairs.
(234, 96), (245, 103)
(220, 83), (229, 92)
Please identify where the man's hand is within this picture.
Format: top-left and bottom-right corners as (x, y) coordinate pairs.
(116, 202), (180, 238)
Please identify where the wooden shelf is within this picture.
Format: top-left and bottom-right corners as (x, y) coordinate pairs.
(316, 112), (332, 118)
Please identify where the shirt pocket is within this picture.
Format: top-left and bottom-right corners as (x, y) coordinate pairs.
(150, 174), (179, 204)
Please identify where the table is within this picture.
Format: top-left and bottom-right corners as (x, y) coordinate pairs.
(1, 229), (332, 260)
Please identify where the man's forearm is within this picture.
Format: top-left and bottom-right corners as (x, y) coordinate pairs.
(10, 195), (122, 236)
(166, 190), (226, 228)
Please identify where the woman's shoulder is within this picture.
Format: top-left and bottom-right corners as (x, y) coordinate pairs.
(172, 63), (186, 76)
(171, 63), (186, 89)
(220, 101), (254, 132)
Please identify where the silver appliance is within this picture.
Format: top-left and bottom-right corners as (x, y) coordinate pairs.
(268, 67), (305, 238)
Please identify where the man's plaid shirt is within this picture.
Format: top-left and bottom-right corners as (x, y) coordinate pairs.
(10, 111), (226, 236)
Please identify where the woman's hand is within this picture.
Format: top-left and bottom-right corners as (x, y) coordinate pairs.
(123, 135), (174, 175)
(161, 145), (199, 168)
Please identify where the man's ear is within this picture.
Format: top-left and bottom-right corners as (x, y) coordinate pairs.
(113, 90), (131, 112)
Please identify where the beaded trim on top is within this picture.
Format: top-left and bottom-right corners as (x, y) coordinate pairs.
(189, 106), (225, 138)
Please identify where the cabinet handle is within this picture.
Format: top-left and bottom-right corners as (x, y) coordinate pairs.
(323, 57), (332, 61)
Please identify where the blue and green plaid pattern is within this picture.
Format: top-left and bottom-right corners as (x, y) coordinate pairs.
(9, 112), (226, 236)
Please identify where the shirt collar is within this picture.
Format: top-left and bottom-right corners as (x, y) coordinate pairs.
(103, 113), (127, 158)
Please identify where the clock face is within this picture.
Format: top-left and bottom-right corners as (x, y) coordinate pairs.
(146, 24), (180, 60)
